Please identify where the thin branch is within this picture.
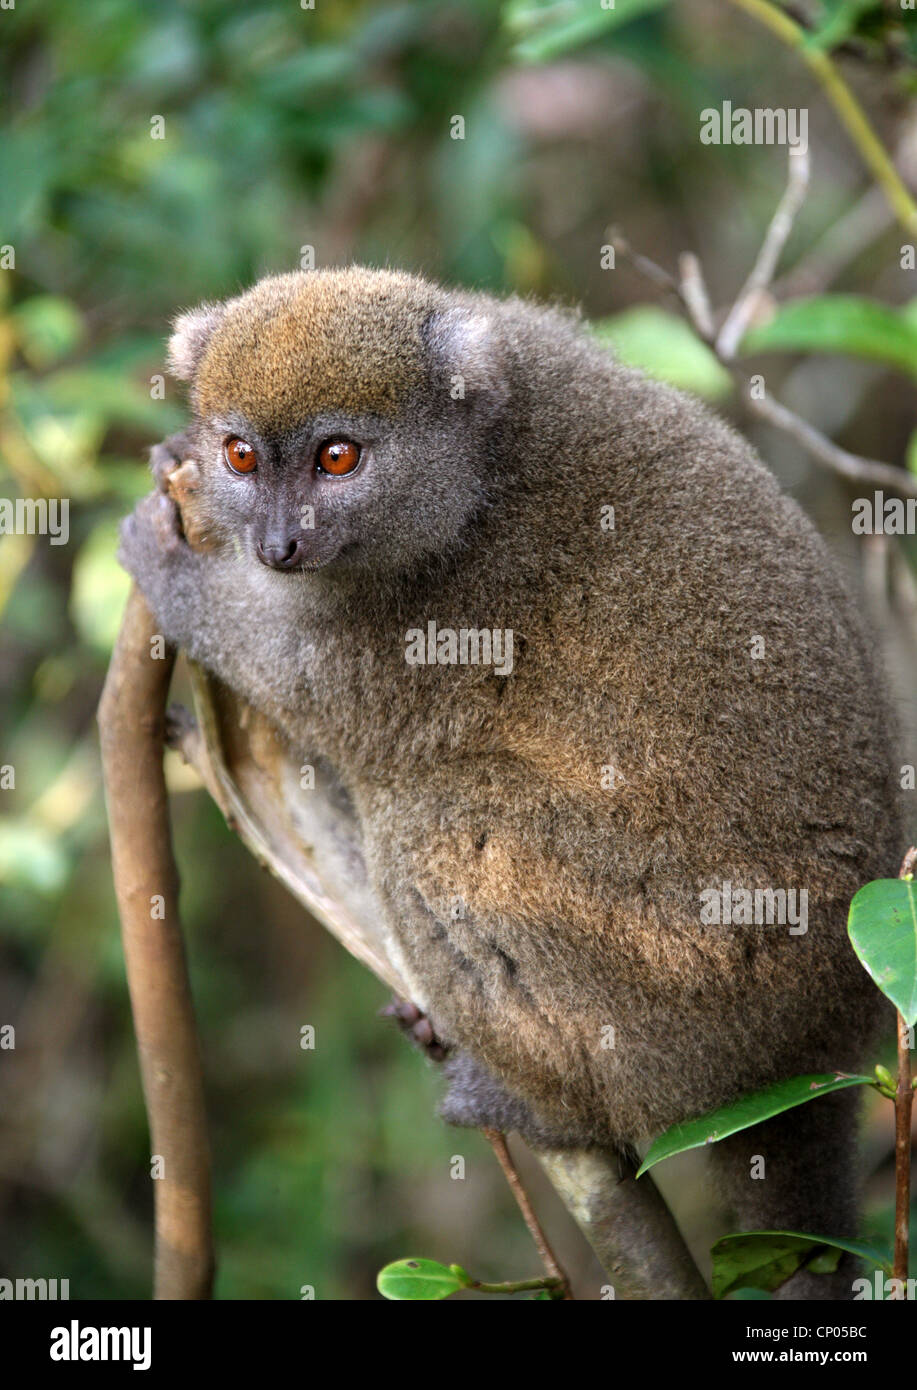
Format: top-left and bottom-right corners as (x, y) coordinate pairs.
(608, 227), (681, 300)
(481, 1129), (572, 1298)
(744, 391), (917, 497)
(98, 587), (214, 1300)
(678, 252), (716, 341)
(775, 185), (893, 298)
(716, 147), (810, 361)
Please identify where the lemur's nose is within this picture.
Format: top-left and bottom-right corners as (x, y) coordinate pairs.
(257, 536), (302, 570)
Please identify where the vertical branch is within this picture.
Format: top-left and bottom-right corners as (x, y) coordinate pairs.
(715, 147), (809, 361)
(894, 1009), (912, 1285)
(98, 585), (213, 1300)
(893, 846), (917, 1285)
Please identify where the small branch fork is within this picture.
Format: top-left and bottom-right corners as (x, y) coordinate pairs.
(609, 148), (917, 502)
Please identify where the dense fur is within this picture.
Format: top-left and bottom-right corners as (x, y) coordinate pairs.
(120, 267), (901, 1298)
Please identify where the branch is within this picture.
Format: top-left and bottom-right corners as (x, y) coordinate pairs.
(716, 146), (810, 361)
(97, 587), (214, 1300)
(775, 185), (893, 298)
(535, 1149), (710, 1300)
(482, 1129), (572, 1298)
(744, 391), (917, 497)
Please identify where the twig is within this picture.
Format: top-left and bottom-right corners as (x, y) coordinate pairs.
(725, 0), (917, 238)
(608, 227), (680, 300)
(678, 252), (716, 341)
(894, 847), (916, 1285)
(481, 1128), (572, 1298)
(744, 392), (917, 497)
(98, 587), (214, 1300)
(716, 147), (810, 361)
(469, 1274), (564, 1296)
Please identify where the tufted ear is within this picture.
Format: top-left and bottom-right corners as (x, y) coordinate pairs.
(167, 302), (226, 381)
(422, 305), (508, 411)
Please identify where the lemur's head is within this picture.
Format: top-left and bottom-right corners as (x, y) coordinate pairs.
(168, 268), (507, 577)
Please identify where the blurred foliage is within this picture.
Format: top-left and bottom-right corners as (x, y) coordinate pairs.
(1, 0), (916, 1299)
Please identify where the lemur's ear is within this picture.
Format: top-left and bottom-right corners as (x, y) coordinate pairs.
(422, 306), (508, 412)
(167, 302), (226, 381)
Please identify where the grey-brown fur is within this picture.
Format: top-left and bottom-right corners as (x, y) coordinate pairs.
(120, 267), (901, 1298)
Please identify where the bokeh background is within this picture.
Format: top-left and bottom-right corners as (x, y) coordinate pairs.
(1, 0), (916, 1299)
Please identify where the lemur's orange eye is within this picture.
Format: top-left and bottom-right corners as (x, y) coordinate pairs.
(223, 437), (257, 474)
(316, 439), (361, 476)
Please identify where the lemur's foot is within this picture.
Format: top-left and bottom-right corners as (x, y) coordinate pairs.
(380, 996), (449, 1061)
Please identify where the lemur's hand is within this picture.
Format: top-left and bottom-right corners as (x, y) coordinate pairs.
(118, 488), (203, 651)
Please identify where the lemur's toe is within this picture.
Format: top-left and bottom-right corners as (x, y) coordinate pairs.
(380, 995), (449, 1061)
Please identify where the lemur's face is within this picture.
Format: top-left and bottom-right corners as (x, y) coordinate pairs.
(168, 269), (505, 578)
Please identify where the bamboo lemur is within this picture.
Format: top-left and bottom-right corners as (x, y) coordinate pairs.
(120, 267), (900, 1298)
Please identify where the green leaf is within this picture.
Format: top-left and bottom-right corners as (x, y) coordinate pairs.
(503, 0), (671, 63)
(848, 878), (917, 1025)
(592, 307), (732, 400)
(637, 1072), (873, 1176)
(741, 295), (917, 381)
(376, 1258), (469, 1301)
(802, 0), (876, 53)
(711, 1231), (892, 1300)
